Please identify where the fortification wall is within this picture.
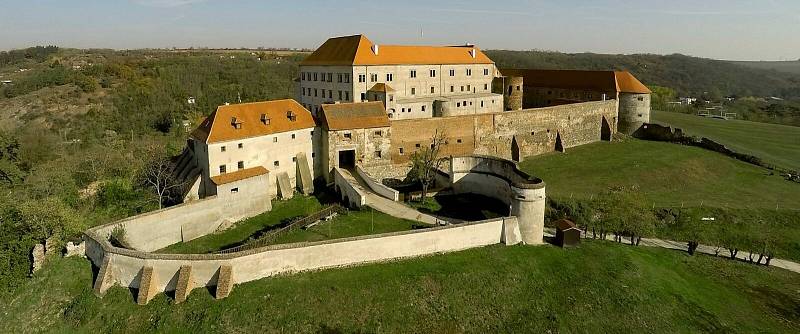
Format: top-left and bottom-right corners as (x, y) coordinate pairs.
(91, 182), (271, 252)
(390, 100), (618, 163)
(85, 216), (521, 296)
(449, 156), (546, 244)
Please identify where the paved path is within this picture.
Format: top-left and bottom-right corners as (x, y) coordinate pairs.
(339, 168), (440, 225)
(545, 228), (800, 274)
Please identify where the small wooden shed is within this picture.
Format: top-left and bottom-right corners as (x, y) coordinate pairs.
(555, 219), (581, 247)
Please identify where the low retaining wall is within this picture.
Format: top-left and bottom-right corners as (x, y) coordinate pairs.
(333, 168), (367, 207)
(91, 191), (271, 252)
(85, 216), (523, 300)
(355, 165), (400, 201)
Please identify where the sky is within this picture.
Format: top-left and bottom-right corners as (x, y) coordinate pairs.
(0, 0), (798, 61)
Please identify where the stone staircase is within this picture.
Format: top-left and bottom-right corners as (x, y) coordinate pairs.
(215, 264), (234, 299)
(171, 146), (202, 201)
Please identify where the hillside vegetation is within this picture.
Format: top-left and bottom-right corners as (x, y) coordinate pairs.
(2, 241), (798, 333)
(733, 60), (800, 75)
(652, 111), (800, 170)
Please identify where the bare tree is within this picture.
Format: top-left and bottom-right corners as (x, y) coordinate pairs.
(140, 144), (185, 209)
(410, 130), (447, 202)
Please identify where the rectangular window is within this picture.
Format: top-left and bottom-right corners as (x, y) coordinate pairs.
(343, 132), (352, 139)
(328, 90), (332, 99)
(370, 73), (378, 82)
(230, 188), (238, 193)
(422, 105), (426, 112)
(460, 86), (464, 92)
(219, 165), (226, 174)
(410, 70), (417, 78)
(466, 69), (472, 76)
(386, 73), (393, 81)
(415, 143), (421, 148)
(411, 87), (415, 95)
(327, 73), (332, 82)
(238, 143), (243, 149)
(457, 139), (463, 143)
(430, 69), (436, 77)
(344, 74), (350, 83)
(399, 148), (404, 155)
(449, 69), (455, 76)
(467, 84), (471, 92)
(337, 74), (342, 83)
(401, 108), (405, 113)
(481, 101), (484, 107)
(358, 74), (366, 83)
(374, 130), (382, 137)
(484, 68), (489, 76)
(274, 161), (280, 167)
(338, 90), (342, 100)
(450, 86), (454, 92)
(273, 137), (278, 143)
(313, 73), (318, 81)
(361, 92), (366, 101)
(220, 146), (226, 152)
(374, 151), (382, 158)
(314, 88), (318, 97)
(237, 161), (244, 169)
(430, 86), (435, 94)
(291, 133), (296, 139)
(345, 91), (349, 100)
(484, 84), (488, 90)
(301, 72), (306, 81)
(292, 156), (297, 162)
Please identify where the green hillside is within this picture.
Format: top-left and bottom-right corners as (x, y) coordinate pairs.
(652, 110), (800, 170)
(518, 139), (800, 209)
(487, 50), (800, 98)
(2, 241), (798, 333)
(733, 60), (800, 75)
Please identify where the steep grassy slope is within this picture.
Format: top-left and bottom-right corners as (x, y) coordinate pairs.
(2, 241), (798, 333)
(518, 139), (800, 209)
(652, 110), (800, 170)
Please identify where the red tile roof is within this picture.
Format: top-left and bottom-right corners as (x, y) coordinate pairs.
(211, 166), (269, 185)
(301, 35), (494, 66)
(191, 99), (315, 144)
(499, 69), (651, 94)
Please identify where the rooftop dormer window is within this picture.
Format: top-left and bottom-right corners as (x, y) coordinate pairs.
(231, 117), (242, 129)
(287, 110), (296, 121)
(260, 113), (270, 125)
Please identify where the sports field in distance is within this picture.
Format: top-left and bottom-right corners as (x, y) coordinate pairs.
(651, 110), (800, 170)
(518, 139), (800, 209)
(3, 241), (798, 333)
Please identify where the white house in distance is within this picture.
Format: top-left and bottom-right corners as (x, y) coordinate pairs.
(189, 99), (316, 199)
(297, 34), (504, 120)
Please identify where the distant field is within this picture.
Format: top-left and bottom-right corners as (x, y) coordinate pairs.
(518, 139), (800, 209)
(732, 60), (800, 75)
(3, 241), (798, 333)
(652, 110), (800, 170)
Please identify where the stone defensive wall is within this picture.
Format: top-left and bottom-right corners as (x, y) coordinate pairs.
(449, 155), (546, 244)
(389, 100), (618, 163)
(84, 214), (523, 303)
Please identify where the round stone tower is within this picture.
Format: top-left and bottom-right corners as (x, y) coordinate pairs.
(492, 76), (523, 111)
(510, 181), (546, 245)
(617, 92), (650, 135)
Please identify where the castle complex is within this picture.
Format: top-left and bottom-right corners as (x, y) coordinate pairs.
(83, 35), (653, 303)
(176, 34), (651, 201)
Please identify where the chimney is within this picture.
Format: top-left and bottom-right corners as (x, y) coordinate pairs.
(371, 44), (379, 55)
(469, 49), (476, 58)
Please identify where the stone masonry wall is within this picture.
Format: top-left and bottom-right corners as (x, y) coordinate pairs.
(390, 100), (618, 163)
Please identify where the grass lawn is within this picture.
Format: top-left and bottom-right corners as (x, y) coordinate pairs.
(652, 110), (800, 170)
(518, 139), (800, 209)
(2, 241), (798, 333)
(159, 195), (421, 254)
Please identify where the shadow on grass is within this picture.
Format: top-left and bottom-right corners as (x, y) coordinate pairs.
(414, 193), (510, 222)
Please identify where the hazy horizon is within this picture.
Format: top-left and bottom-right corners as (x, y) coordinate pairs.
(1, 0), (799, 61)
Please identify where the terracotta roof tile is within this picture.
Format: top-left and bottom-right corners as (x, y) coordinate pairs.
(191, 99), (315, 144)
(301, 34), (494, 66)
(499, 69), (650, 94)
(368, 83), (395, 92)
(555, 219), (579, 231)
(211, 166), (268, 185)
(320, 101), (390, 131)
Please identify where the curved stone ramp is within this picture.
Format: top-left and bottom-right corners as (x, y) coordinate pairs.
(334, 167), (440, 225)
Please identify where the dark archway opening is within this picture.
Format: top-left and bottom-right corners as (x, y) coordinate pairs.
(601, 116), (612, 141)
(555, 132), (565, 152)
(338, 149), (355, 169)
(511, 136), (521, 162)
